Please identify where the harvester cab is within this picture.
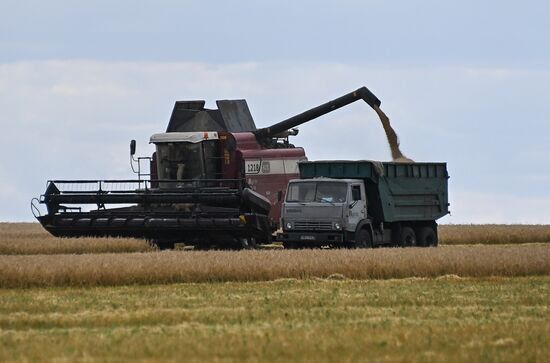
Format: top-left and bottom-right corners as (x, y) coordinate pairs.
(149, 132), (227, 186)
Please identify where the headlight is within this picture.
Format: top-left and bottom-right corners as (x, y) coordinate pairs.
(334, 222), (341, 230)
(286, 222), (292, 229)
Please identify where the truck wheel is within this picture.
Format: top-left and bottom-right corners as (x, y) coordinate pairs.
(417, 226), (437, 247)
(355, 229), (373, 248)
(399, 227), (417, 247)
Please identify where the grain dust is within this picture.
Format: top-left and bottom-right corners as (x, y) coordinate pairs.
(372, 104), (414, 163)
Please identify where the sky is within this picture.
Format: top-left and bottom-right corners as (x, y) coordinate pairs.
(1, 0), (549, 223)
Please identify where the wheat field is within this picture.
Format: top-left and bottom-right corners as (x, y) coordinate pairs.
(1, 223), (550, 256)
(1, 245), (549, 288)
(0, 223), (152, 255)
(439, 224), (550, 244)
(1, 223), (550, 288)
(1, 223), (549, 362)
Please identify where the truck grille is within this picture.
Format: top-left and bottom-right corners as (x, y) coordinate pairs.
(294, 221), (333, 230)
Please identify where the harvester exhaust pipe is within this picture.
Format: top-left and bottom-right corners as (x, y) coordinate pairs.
(254, 86), (381, 141)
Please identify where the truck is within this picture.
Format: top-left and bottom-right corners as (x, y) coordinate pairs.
(32, 87), (384, 249)
(279, 160), (449, 248)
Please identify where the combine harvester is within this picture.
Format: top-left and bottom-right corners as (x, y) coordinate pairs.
(33, 87), (393, 249)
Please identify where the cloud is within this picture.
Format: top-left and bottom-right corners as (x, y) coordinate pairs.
(1, 60), (549, 222)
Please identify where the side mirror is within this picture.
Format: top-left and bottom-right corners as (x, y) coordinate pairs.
(277, 190), (283, 202)
(130, 140), (136, 156)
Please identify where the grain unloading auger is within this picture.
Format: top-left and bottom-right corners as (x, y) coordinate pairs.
(32, 87), (381, 249)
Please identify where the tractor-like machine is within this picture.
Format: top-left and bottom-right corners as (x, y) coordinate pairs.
(32, 87), (381, 249)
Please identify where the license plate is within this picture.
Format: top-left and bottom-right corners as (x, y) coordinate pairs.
(300, 235), (315, 240)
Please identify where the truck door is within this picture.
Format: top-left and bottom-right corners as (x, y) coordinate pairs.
(347, 184), (367, 230)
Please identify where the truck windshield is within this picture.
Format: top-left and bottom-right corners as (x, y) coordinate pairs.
(286, 181), (347, 203)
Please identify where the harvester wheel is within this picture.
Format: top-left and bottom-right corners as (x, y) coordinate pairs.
(194, 241), (212, 250)
(417, 226), (437, 247)
(239, 237), (257, 250)
(355, 229), (373, 249)
(283, 242), (297, 249)
(399, 227), (417, 247)
(151, 239), (176, 250)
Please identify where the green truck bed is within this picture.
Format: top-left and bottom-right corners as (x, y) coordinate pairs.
(298, 160), (449, 223)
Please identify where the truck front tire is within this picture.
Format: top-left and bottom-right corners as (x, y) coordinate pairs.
(355, 229), (373, 249)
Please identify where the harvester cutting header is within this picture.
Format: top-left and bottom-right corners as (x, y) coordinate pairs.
(32, 86), (447, 249)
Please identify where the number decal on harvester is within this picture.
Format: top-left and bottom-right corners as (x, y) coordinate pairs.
(246, 160), (262, 174)
(245, 159), (302, 175)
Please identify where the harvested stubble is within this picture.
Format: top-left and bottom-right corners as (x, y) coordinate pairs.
(1, 278), (548, 362)
(439, 224), (550, 245)
(0, 223), (152, 255)
(1, 278), (548, 363)
(1, 245), (549, 288)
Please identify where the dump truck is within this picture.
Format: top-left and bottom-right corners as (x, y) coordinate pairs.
(279, 160), (449, 248)
(32, 87), (383, 249)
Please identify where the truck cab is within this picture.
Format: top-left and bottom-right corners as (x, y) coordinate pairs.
(280, 178), (369, 248)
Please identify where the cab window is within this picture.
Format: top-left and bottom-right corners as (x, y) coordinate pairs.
(351, 185), (361, 201)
